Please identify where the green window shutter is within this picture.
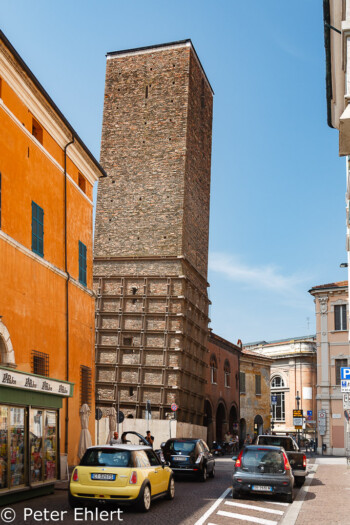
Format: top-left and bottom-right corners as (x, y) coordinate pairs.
(32, 201), (44, 257)
(79, 241), (87, 286)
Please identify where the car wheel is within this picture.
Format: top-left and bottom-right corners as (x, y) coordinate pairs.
(200, 465), (207, 482)
(284, 492), (293, 504)
(209, 465), (215, 478)
(166, 476), (175, 500)
(294, 477), (305, 488)
(68, 492), (79, 509)
(137, 484), (151, 512)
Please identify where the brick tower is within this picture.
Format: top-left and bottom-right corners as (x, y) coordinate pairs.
(94, 40), (213, 424)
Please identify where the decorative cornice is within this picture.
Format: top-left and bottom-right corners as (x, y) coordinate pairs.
(0, 39), (102, 186)
(0, 98), (93, 206)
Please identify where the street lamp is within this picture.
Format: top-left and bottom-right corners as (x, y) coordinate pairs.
(270, 406), (274, 434)
(296, 391), (301, 447)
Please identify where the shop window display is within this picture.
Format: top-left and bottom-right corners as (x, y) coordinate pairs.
(0, 406), (8, 489)
(30, 409), (43, 483)
(0, 405), (58, 493)
(10, 407), (25, 487)
(44, 411), (57, 480)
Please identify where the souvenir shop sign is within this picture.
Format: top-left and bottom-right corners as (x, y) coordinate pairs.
(0, 367), (72, 397)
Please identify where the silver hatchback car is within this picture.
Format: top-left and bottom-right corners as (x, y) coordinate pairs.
(232, 445), (294, 503)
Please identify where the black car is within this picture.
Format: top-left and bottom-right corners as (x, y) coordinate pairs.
(232, 445), (294, 503)
(161, 438), (215, 481)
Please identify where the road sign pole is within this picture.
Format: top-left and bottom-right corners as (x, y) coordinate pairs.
(117, 389), (120, 435)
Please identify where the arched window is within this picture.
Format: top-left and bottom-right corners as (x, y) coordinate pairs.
(271, 375), (285, 421)
(210, 355), (217, 384)
(224, 360), (230, 387)
(271, 376), (285, 388)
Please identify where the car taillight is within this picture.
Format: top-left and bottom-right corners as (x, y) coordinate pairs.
(283, 453), (291, 471)
(72, 468), (79, 482)
(303, 455), (307, 468)
(195, 452), (204, 464)
(235, 450), (243, 468)
(129, 471), (137, 484)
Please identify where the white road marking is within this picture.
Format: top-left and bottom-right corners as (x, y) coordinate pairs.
(194, 487), (231, 525)
(217, 510), (278, 525)
(225, 501), (284, 515)
(262, 500), (289, 506)
(280, 464), (318, 525)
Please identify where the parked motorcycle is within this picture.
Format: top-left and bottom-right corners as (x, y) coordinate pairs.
(211, 441), (225, 456)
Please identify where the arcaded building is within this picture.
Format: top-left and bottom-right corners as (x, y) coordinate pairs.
(94, 40), (213, 424)
(205, 332), (241, 444)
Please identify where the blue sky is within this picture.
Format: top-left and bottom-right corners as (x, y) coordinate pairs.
(1, 0), (346, 343)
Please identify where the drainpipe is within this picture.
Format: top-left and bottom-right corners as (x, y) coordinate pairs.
(64, 136), (74, 455)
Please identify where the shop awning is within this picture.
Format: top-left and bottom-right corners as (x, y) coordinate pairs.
(0, 366), (74, 407)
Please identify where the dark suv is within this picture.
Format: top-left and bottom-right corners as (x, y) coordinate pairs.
(161, 438), (215, 481)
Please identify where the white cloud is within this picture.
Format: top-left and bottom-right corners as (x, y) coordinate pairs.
(208, 252), (308, 296)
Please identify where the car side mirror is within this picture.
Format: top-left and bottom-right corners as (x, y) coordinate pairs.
(161, 442), (166, 448)
(231, 456), (237, 462)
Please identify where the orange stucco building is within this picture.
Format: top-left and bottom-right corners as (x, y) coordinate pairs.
(0, 30), (106, 500)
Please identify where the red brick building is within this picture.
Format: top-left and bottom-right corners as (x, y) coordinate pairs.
(204, 332), (241, 445)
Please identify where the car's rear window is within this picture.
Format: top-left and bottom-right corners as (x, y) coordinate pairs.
(80, 449), (132, 467)
(242, 449), (284, 472)
(169, 441), (196, 453)
(258, 437), (294, 451)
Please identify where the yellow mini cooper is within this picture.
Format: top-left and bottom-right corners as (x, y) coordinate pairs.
(69, 444), (175, 512)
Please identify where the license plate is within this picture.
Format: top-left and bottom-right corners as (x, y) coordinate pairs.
(252, 485), (272, 492)
(172, 456), (186, 461)
(91, 473), (116, 480)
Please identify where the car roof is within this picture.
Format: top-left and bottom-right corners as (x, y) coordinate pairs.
(244, 445), (284, 451)
(164, 438), (200, 444)
(258, 434), (292, 439)
(86, 444), (152, 451)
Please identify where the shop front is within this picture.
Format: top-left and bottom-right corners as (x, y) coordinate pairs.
(0, 366), (73, 505)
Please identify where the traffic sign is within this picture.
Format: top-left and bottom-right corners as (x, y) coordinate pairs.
(341, 367), (350, 380)
(307, 410), (312, 416)
(271, 395), (277, 406)
(318, 409), (327, 436)
(341, 380), (350, 392)
(117, 410), (124, 423)
(171, 403), (178, 412)
(293, 409), (303, 429)
(344, 394), (350, 410)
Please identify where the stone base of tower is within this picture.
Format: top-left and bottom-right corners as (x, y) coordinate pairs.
(94, 257), (209, 425)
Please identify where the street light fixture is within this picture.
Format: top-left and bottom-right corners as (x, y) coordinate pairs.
(270, 405), (274, 433)
(340, 263), (348, 268)
(296, 391), (301, 447)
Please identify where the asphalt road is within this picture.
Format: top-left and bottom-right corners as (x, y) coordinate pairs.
(4, 458), (301, 525)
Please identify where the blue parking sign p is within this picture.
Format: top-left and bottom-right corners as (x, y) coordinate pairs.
(341, 368), (350, 380)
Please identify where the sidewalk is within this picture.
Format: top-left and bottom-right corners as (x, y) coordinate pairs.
(284, 456), (350, 525)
